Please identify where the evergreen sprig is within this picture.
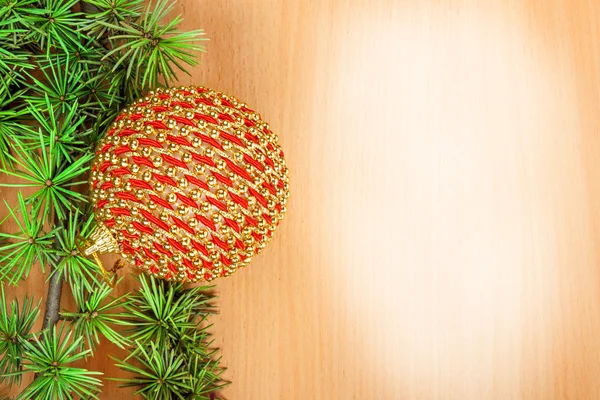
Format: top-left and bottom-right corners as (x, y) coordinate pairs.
(0, 0), (223, 398)
(54, 211), (101, 291)
(0, 193), (56, 284)
(61, 280), (130, 353)
(0, 284), (40, 385)
(101, 0), (207, 99)
(11, 324), (103, 400)
(0, 128), (93, 223)
(116, 275), (214, 350)
(112, 275), (227, 399)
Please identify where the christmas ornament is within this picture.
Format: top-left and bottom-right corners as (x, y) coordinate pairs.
(84, 86), (289, 284)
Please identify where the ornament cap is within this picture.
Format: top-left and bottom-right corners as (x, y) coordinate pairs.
(83, 223), (119, 256)
(77, 223), (121, 287)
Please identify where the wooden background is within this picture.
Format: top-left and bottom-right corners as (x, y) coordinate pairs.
(4, 0), (600, 398)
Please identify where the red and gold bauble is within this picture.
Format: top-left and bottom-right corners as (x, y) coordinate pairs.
(85, 86), (289, 283)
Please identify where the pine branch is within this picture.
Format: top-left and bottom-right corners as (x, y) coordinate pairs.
(40, 260), (63, 331)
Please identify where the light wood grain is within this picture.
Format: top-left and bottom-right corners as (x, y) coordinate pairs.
(4, 0), (600, 399)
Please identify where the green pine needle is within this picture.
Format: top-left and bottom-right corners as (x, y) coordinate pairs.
(26, 55), (87, 115)
(101, 0), (207, 91)
(82, 0), (144, 39)
(61, 280), (130, 353)
(115, 274), (214, 350)
(10, 324), (103, 400)
(0, 1), (221, 397)
(25, 95), (90, 162)
(0, 91), (29, 170)
(25, 0), (84, 54)
(0, 192), (56, 284)
(0, 127), (93, 223)
(54, 211), (102, 292)
(112, 341), (192, 399)
(0, 283), (41, 386)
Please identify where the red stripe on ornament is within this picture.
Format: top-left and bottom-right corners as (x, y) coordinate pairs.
(114, 145), (131, 156)
(142, 247), (158, 262)
(264, 156), (275, 169)
(168, 237), (187, 253)
(166, 134), (192, 147)
(243, 154), (264, 172)
(244, 118), (256, 127)
(212, 235), (228, 251)
(171, 115), (195, 126)
(145, 120), (169, 130)
(223, 217), (240, 233)
(224, 158), (252, 181)
(229, 191), (248, 209)
(176, 193), (198, 209)
(99, 161), (111, 173)
(171, 216), (195, 235)
(138, 138), (163, 148)
(263, 214), (273, 225)
(219, 130), (245, 147)
(130, 179), (153, 190)
(207, 196), (227, 211)
(221, 254), (232, 267)
(111, 168), (130, 176)
(194, 98), (213, 106)
(132, 156), (154, 168)
(245, 133), (259, 144)
(129, 114), (143, 121)
(97, 200), (108, 209)
(152, 106), (169, 112)
(184, 174), (209, 190)
(152, 173), (177, 187)
(191, 239), (209, 256)
(105, 218), (115, 227)
(194, 113), (218, 124)
(101, 182), (113, 190)
(236, 239), (245, 250)
(248, 187), (267, 208)
(262, 182), (276, 195)
(212, 171), (233, 187)
(116, 192), (141, 203)
(118, 128), (138, 137)
(218, 113), (234, 122)
(153, 242), (173, 257)
(191, 152), (215, 167)
(140, 209), (170, 231)
(132, 221), (153, 235)
(121, 240), (135, 255)
(221, 98), (234, 107)
(162, 154), (188, 169)
(171, 101), (194, 109)
(110, 207), (130, 216)
(245, 215), (258, 227)
(121, 229), (139, 239)
(195, 214), (216, 231)
(148, 194), (173, 210)
(197, 133), (223, 150)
